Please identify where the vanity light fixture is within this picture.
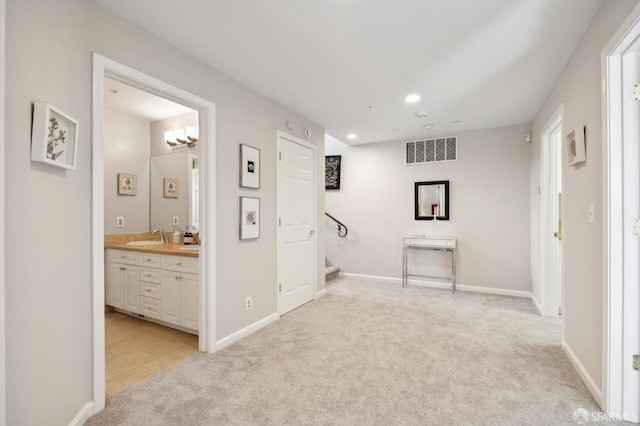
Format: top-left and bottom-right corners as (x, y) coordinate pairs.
(347, 133), (357, 139)
(165, 126), (199, 148)
(405, 94), (421, 103)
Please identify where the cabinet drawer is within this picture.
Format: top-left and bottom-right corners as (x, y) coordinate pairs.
(140, 267), (161, 284)
(162, 255), (199, 274)
(140, 281), (161, 299)
(140, 296), (162, 320)
(110, 250), (140, 265)
(141, 253), (161, 268)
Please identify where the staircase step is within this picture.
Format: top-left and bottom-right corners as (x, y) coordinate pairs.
(325, 265), (340, 282)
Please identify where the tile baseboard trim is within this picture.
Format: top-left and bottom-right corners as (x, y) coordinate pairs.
(69, 401), (94, 426)
(338, 272), (532, 298)
(315, 288), (327, 299)
(214, 313), (279, 352)
(562, 339), (602, 409)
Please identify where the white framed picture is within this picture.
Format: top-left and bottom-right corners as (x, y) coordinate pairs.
(240, 196), (260, 240)
(31, 102), (79, 170)
(118, 173), (137, 196)
(240, 144), (260, 189)
(164, 178), (179, 198)
(566, 126), (586, 166)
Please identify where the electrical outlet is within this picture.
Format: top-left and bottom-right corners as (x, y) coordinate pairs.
(116, 216), (125, 228)
(173, 216), (179, 226)
(588, 204), (595, 224)
(245, 297), (252, 311)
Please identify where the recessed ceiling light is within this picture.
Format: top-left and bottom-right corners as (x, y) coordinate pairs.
(415, 111), (428, 119)
(424, 123), (434, 130)
(405, 94), (421, 103)
(347, 133), (357, 139)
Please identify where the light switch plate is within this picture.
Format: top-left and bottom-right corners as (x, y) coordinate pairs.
(116, 216), (125, 228)
(588, 204), (595, 224)
(172, 216), (179, 226)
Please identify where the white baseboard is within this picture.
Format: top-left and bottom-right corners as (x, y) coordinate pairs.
(562, 339), (603, 408)
(337, 272), (532, 298)
(315, 288), (327, 298)
(69, 401), (94, 426)
(531, 294), (543, 315)
(215, 313), (278, 352)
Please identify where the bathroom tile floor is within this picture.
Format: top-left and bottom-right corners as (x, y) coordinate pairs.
(105, 310), (199, 397)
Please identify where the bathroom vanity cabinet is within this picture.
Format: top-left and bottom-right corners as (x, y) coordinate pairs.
(106, 249), (199, 334)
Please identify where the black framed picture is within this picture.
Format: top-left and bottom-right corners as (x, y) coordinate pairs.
(325, 155), (342, 190)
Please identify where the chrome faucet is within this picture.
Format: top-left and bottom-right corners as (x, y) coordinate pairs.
(151, 229), (166, 243)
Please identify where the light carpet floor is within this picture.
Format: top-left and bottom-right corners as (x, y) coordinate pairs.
(87, 278), (616, 425)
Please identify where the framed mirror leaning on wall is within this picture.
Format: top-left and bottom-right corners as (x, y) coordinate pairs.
(415, 180), (450, 220)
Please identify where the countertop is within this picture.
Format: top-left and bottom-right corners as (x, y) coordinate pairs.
(105, 242), (199, 258)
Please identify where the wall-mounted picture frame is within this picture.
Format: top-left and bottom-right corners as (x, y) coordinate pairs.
(325, 155), (342, 190)
(566, 126), (586, 166)
(117, 173), (136, 196)
(240, 144), (260, 189)
(240, 196), (260, 240)
(164, 178), (179, 198)
(31, 101), (79, 171)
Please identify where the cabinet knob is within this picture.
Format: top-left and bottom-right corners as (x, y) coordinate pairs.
(145, 259), (151, 262)
(145, 274), (151, 277)
(120, 256), (125, 259)
(146, 289), (151, 292)
(176, 262), (182, 266)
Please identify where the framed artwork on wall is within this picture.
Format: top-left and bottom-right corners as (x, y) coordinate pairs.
(164, 178), (179, 198)
(240, 144), (260, 189)
(325, 155), (342, 190)
(31, 101), (79, 171)
(117, 173), (136, 196)
(566, 126), (586, 166)
(240, 196), (260, 240)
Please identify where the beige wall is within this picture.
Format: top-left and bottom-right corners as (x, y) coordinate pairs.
(5, 0), (324, 424)
(529, 0), (639, 396)
(326, 124), (531, 292)
(104, 109), (151, 234)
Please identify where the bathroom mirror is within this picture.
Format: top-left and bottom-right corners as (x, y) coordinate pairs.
(415, 180), (449, 220)
(150, 152), (199, 231)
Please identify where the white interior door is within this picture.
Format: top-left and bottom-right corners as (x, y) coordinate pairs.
(277, 133), (316, 315)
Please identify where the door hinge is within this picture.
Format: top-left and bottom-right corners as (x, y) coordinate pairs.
(279, 217), (281, 227)
(633, 219), (640, 236)
(558, 306), (562, 316)
(279, 152), (282, 161)
(634, 354), (640, 371)
(278, 283), (282, 293)
(633, 84), (640, 101)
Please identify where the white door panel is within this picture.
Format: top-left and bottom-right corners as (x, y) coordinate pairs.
(278, 134), (316, 315)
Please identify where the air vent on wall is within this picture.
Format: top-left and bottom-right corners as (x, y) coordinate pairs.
(405, 137), (457, 165)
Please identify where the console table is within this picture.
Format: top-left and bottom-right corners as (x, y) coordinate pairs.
(402, 236), (457, 293)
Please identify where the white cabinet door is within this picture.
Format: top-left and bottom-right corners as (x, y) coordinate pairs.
(108, 263), (125, 310)
(123, 266), (140, 314)
(181, 273), (198, 330)
(162, 271), (181, 326)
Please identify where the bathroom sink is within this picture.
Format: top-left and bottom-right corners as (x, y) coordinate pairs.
(178, 246), (200, 251)
(126, 240), (164, 246)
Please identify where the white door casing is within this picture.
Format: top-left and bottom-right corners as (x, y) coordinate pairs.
(277, 132), (317, 315)
(91, 54), (217, 415)
(540, 105), (564, 318)
(603, 3), (640, 421)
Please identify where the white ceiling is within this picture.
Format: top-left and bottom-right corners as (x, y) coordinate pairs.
(94, 0), (603, 145)
(103, 77), (194, 122)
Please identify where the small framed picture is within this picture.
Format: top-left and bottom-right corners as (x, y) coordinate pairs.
(566, 126), (586, 166)
(164, 178), (179, 198)
(325, 155), (342, 190)
(240, 144), (260, 189)
(118, 173), (136, 196)
(240, 196), (260, 240)
(31, 102), (79, 170)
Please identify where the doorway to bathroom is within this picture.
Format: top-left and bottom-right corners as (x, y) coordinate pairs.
(101, 76), (201, 396)
(92, 54), (217, 412)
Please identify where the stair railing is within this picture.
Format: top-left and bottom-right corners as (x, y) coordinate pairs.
(325, 212), (348, 238)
